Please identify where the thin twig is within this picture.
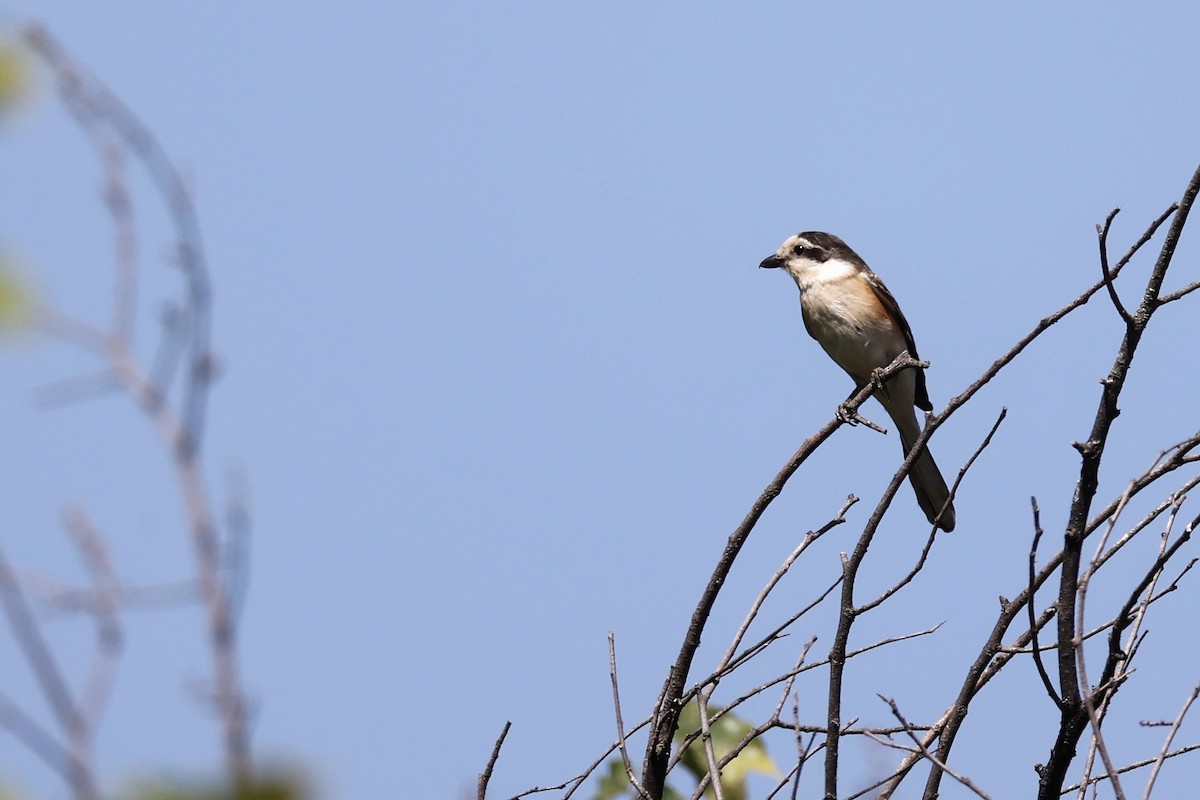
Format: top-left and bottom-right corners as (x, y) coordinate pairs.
(693, 690), (725, 800)
(62, 509), (123, 782)
(1157, 278), (1200, 305)
(0, 688), (74, 782)
(1072, 482), (1140, 800)
(1097, 208), (1134, 325)
(1060, 743), (1200, 794)
(716, 497), (854, 676)
(0, 544), (98, 799)
(878, 695), (993, 800)
(1028, 498), (1061, 707)
(1143, 682), (1200, 799)
(609, 633), (652, 800)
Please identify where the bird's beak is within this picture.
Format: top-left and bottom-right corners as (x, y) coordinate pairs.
(759, 254), (785, 270)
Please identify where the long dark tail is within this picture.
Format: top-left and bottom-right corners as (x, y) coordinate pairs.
(887, 400), (956, 532)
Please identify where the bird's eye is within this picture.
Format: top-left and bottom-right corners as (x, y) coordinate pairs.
(791, 244), (811, 256)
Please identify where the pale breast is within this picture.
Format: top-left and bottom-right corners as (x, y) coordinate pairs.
(799, 271), (907, 384)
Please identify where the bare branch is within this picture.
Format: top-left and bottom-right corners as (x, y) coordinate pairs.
(1060, 743), (1200, 795)
(703, 577), (840, 688)
(1158, 278), (1200, 305)
(23, 26), (252, 779)
(1097, 208), (1134, 325)
(1108, 202), (1180, 276)
(478, 721), (511, 800)
(0, 688), (75, 785)
(1142, 682), (1200, 799)
(31, 308), (110, 355)
(62, 509), (123, 782)
(713, 496), (854, 676)
(26, 23), (214, 451)
(33, 368), (120, 410)
(609, 634), (652, 800)
(878, 694), (993, 800)
(693, 691), (725, 800)
(0, 544), (98, 799)
(1028, 498), (1062, 707)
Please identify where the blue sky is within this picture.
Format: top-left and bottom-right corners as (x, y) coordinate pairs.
(2, 4), (1200, 799)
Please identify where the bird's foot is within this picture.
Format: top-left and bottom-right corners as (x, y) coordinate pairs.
(837, 402), (888, 435)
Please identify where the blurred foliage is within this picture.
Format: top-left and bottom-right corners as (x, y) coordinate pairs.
(593, 760), (683, 800)
(0, 32), (32, 117)
(126, 772), (309, 800)
(0, 254), (34, 335)
(591, 701), (779, 800)
(0, 773), (309, 800)
(676, 701), (779, 800)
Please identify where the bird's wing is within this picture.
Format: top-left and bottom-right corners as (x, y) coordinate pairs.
(864, 270), (932, 411)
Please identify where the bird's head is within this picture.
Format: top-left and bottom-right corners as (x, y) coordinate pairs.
(758, 231), (856, 279)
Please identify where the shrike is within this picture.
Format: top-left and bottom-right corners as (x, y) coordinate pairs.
(760, 231), (956, 532)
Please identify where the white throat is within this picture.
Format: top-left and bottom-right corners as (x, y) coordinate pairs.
(785, 256), (859, 292)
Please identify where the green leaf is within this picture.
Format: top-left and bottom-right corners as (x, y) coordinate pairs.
(675, 700), (780, 800)
(593, 760), (631, 800)
(589, 702), (777, 800)
(589, 760), (685, 800)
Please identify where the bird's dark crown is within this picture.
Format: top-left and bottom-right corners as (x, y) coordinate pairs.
(786, 231), (865, 266)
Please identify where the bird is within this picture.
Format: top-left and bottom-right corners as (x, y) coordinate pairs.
(759, 231), (955, 532)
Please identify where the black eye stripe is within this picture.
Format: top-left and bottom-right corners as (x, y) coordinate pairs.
(791, 242), (829, 261)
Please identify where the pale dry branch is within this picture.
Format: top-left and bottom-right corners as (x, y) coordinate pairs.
(32, 368), (120, 410)
(222, 466), (253, 637)
(1142, 682), (1200, 799)
(1093, 470), (1200, 575)
(691, 642), (822, 800)
(878, 695), (993, 800)
(0, 688), (75, 786)
(0, 543), (98, 799)
(702, 576), (841, 689)
(31, 308), (110, 355)
(22, 26), (251, 780)
(62, 510), (123, 782)
(680, 622), (940, 768)
(1071, 486), (1144, 800)
(714, 495), (855, 677)
(13, 572), (200, 617)
(692, 691), (725, 800)
(25, 24), (214, 449)
(772, 641), (818, 721)
(1059, 743), (1200, 795)
(609, 633), (652, 800)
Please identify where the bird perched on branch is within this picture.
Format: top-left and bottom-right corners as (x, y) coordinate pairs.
(760, 231), (955, 532)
